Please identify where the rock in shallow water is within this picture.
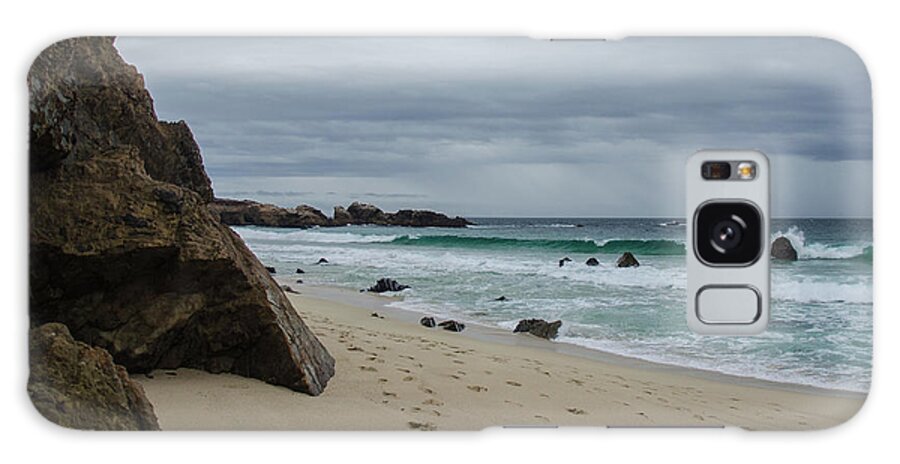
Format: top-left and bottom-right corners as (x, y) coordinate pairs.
(29, 37), (334, 395)
(585, 257), (600, 266)
(513, 319), (562, 340)
(367, 278), (410, 293)
(771, 237), (798, 261)
(420, 317), (436, 328)
(28, 323), (160, 430)
(616, 252), (640, 268)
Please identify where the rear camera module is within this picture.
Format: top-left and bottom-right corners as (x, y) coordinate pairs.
(694, 201), (763, 266)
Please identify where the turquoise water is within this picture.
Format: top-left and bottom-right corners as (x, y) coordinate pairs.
(235, 218), (872, 392)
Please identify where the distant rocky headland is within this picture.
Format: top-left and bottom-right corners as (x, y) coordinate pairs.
(28, 37), (335, 428)
(210, 198), (474, 228)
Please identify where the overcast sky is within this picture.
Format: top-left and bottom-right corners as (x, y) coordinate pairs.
(116, 37), (871, 218)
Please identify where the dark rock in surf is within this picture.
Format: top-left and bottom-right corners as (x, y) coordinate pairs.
(494, 296), (508, 302)
(585, 257), (600, 266)
(513, 319), (562, 340)
(265, 266), (276, 274)
(295, 279), (303, 284)
(28, 323), (160, 430)
(771, 237), (798, 261)
(559, 257), (572, 267)
(367, 278), (410, 293)
(371, 312), (384, 319)
(420, 317), (436, 328)
(317, 258), (329, 264)
(438, 320), (466, 332)
(616, 252), (640, 268)
(296, 268), (305, 274)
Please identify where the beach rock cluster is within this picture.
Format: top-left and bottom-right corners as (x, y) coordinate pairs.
(514, 319), (562, 340)
(29, 37), (335, 402)
(419, 316), (465, 332)
(771, 237), (799, 261)
(28, 323), (160, 430)
(367, 278), (411, 293)
(211, 199), (473, 229)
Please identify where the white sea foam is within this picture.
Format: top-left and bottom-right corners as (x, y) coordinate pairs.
(235, 227), (399, 244)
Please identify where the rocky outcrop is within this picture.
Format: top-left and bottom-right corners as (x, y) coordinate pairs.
(210, 198), (330, 228)
(559, 257), (572, 267)
(367, 278), (410, 293)
(386, 209), (472, 228)
(332, 206), (353, 226)
(585, 257), (600, 266)
(29, 37), (213, 201)
(616, 252), (640, 268)
(29, 37), (334, 395)
(213, 199), (472, 228)
(419, 317), (436, 328)
(513, 319), (562, 340)
(28, 323), (160, 430)
(771, 237), (799, 261)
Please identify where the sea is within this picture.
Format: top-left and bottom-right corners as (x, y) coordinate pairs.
(234, 218), (873, 393)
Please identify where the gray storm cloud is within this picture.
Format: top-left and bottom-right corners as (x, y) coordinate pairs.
(116, 37), (872, 217)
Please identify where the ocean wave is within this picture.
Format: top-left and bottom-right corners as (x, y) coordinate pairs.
(772, 226), (872, 262)
(388, 235), (686, 255)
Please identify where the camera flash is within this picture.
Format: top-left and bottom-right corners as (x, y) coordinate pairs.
(737, 162), (756, 180)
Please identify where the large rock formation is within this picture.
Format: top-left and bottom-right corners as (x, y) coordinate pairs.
(212, 199), (472, 228)
(28, 323), (160, 430)
(29, 37), (334, 395)
(210, 198), (329, 227)
(771, 237), (799, 261)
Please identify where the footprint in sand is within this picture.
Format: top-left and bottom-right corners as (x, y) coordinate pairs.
(504, 400), (524, 407)
(566, 407), (587, 415)
(505, 380), (522, 387)
(359, 366), (377, 372)
(534, 415), (550, 423)
(378, 378), (389, 383)
(402, 375), (415, 382)
(467, 385), (488, 393)
(347, 346), (364, 352)
(539, 393), (550, 398)
(422, 398), (444, 406)
(420, 386), (436, 395)
(408, 422), (437, 431)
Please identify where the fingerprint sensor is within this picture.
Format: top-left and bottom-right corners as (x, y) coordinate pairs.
(696, 286), (761, 325)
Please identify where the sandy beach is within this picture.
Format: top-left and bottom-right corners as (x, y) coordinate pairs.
(135, 284), (865, 430)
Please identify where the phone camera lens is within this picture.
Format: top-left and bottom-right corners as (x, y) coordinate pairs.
(694, 202), (762, 266)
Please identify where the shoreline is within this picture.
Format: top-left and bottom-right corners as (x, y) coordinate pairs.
(293, 283), (864, 399)
(137, 282), (866, 430)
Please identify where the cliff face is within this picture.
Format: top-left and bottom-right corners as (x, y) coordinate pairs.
(29, 37), (334, 396)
